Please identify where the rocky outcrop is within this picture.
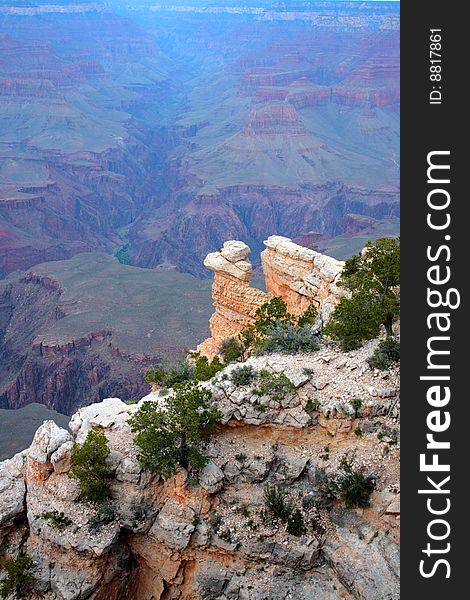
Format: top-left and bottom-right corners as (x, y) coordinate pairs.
(197, 241), (270, 358)
(198, 236), (345, 358)
(261, 235), (345, 319)
(0, 339), (400, 600)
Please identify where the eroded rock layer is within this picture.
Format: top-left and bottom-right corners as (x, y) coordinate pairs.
(199, 237), (345, 358)
(0, 340), (400, 600)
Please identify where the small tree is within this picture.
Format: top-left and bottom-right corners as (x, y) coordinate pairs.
(0, 555), (35, 599)
(255, 297), (295, 335)
(193, 354), (225, 381)
(129, 383), (222, 478)
(69, 429), (112, 504)
(220, 337), (243, 364)
(326, 237), (399, 348)
(324, 291), (382, 351)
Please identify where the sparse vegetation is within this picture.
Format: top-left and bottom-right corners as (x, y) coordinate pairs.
(220, 337), (243, 364)
(69, 429), (112, 504)
(253, 370), (296, 405)
(263, 484), (293, 522)
(350, 397), (363, 416)
(368, 337), (400, 371)
(330, 458), (375, 508)
(129, 382), (222, 479)
(219, 528), (233, 543)
(130, 505), (148, 529)
(0, 555), (35, 599)
(305, 398), (321, 412)
(235, 453), (248, 462)
(88, 500), (116, 533)
(286, 509), (306, 537)
(210, 512), (223, 533)
(255, 322), (319, 355)
(230, 365), (258, 387)
(38, 510), (72, 530)
(324, 237), (400, 350)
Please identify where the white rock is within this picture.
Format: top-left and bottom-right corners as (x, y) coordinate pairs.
(28, 421), (71, 464)
(69, 398), (129, 443)
(221, 240), (250, 262)
(204, 252), (252, 281)
(199, 461), (224, 494)
(0, 461), (25, 527)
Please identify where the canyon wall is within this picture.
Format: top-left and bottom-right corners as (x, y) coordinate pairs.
(199, 236), (345, 358)
(0, 339), (400, 600)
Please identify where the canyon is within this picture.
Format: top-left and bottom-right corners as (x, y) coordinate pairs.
(0, 1), (399, 278)
(0, 1), (399, 447)
(0, 254), (213, 416)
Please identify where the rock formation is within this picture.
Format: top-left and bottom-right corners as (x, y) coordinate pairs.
(0, 339), (400, 600)
(197, 241), (270, 358)
(198, 236), (345, 358)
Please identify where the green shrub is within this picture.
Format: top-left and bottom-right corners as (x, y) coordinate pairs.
(255, 297), (295, 335)
(235, 453), (248, 462)
(0, 539), (10, 555)
(193, 354), (225, 381)
(256, 322), (320, 355)
(350, 397), (363, 416)
(69, 429), (112, 504)
(38, 510), (72, 530)
(88, 500), (116, 533)
(129, 382), (222, 479)
(145, 354), (224, 389)
(219, 528), (233, 543)
(297, 303), (318, 327)
(305, 398), (321, 412)
(230, 365), (258, 387)
(0, 555), (35, 599)
(220, 337), (243, 364)
(286, 509), (306, 536)
(263, 484), (293, 521)
(253, 370), (296, 405)
(368, 337), (400, 371)
(330, 458), (375, 508)
(145, 361), (194, 388)
(210, 512), (223, 532)
(324, 238), (400, 349)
